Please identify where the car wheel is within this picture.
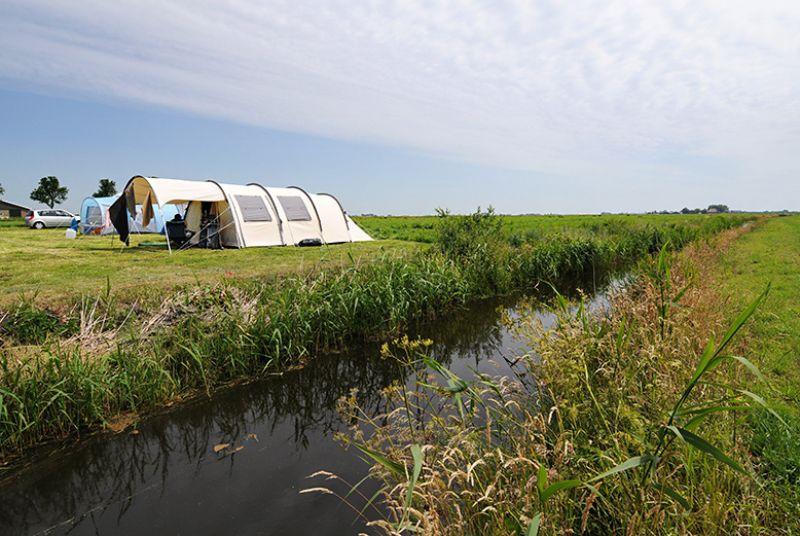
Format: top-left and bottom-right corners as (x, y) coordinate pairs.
(33, 222), (45, 229)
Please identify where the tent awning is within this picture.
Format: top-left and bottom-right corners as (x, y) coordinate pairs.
(129, 176), (225, 207)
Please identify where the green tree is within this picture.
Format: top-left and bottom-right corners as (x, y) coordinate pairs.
(0, 182), (5, 197)
(93, 178), (117, 197)
(30, 176), (69, 208)
(707, 204), (730, 213)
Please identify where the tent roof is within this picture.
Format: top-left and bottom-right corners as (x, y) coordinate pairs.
(82, 195), (119, 208)
(129, 176), (225, 206)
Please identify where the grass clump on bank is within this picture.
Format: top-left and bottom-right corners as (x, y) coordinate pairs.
(0, 300), (78, 345)
(327, 225), (795, 534)
(0, 211), (755, 460)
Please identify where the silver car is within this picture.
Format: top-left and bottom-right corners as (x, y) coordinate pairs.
(26, 209), (77, 229)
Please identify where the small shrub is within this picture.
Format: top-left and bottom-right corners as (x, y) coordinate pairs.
(434, 207), (510, 292)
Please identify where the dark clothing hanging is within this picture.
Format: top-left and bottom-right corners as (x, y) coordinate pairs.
(108, 194), (130, 245)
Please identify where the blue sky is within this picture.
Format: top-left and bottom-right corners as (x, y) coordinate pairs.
(1, 1), (799, 214)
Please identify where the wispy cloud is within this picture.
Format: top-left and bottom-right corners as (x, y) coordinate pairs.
(2, 0), (799, 196)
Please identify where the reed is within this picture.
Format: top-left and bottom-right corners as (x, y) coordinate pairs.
(323, 226), (792, 534)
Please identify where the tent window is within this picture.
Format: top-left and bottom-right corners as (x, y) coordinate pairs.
(278, 196), (311, 221)
(86, 206), (103, 225)
(235, 195), (272, 222)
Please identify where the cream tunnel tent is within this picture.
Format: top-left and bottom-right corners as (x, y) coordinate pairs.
(108, 176), (372, 249)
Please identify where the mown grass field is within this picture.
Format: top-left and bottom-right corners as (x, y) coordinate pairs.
(0, 219), (415, 306)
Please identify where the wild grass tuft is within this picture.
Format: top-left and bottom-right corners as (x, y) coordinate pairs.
(0, 299), (78, 345)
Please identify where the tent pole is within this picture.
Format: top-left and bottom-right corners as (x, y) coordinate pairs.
(165, 225), (172, 254)
(288, 185), (325, 243)
(247, 183), (285, 245)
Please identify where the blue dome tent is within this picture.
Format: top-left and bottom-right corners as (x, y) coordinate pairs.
(80, 195), (181, 236)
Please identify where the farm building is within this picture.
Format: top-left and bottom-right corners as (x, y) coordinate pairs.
(80, 195), (181, 235)
(109, 176), (371, 250)
(0, 200), (30, 219)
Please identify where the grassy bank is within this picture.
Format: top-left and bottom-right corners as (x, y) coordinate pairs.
(0, 212), (754, 460)
(720, 215), (800, 518)
(721, 215), (800, 411)
(331, 221), (796, 534)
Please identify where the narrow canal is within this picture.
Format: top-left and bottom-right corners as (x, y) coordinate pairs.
(0, 284), (614, 535)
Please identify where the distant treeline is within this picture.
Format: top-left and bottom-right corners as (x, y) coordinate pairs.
(647, 204), (730, 215)
(649, 204), (794, 215)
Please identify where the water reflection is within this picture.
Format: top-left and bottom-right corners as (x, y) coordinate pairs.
(0, 296), (529, 536)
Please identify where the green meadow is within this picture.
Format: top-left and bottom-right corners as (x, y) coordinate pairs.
(355, 212), (734, 243)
